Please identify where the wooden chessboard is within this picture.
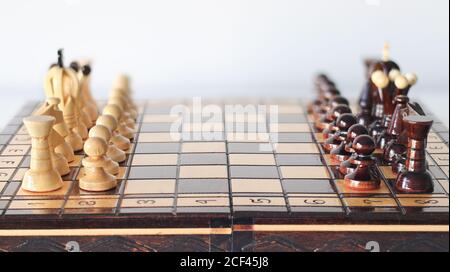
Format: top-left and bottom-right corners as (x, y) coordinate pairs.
(0, 98), (448, 252)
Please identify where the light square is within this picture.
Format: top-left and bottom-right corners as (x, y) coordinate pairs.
(182, 142), (226, 153)
(232, 179), (283, 193)
(132, 154), (178, 166)
(124, 180), (176, 194)
(275, 143), (319, 154)
(280, 166), (329, 179)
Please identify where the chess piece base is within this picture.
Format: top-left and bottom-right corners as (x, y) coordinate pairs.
(395, 171), (434, 193)
(80, 169), (117, 192)
(344, 178), (381, 191)
(22, 169), (63, 192)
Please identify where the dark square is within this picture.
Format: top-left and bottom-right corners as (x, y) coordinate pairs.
(277, 114), (307, 123)
(272, 133), (314, 143)
(276, 154), (323, 166)
(225, 122), (268, 133)
(230, 166), (279, 178)
(228, 143), (273, 154)
(129, 166), (177, 179)
(20, 156), (30, 167)
(135, 143), (180, 154)
(180, 153), (227, 165)
(141, 123), (177, 132)
(282, 179), (336, 194)
(177, 179), (229, 194)
(2, 182), (20, 196)
(0, 200), (8, 210)
(0, 135), (11, 145)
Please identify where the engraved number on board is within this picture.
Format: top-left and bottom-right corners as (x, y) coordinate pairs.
(363, 199), (382, 205)
(7, 148), (23, 153)
(304, 199), (326, 205)
(14, 136), (30, 142)
(414, 199), (439, 205)
(136, 199), (156, 205)
(429, 145), (444, 150)
(0, 160), (15, 165)
(365, 241), (380, 252)
(196, 199), (216, 205)
(250, 198), (271, 204)
(0, 172), (7, 177)
(78, 200), (96, 206)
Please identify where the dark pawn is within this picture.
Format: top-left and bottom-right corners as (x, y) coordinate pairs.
(315, 95), (349, 123)
(324, 114), (357, 153)
(344, 135), (380, 191)
(395, 116), (434, 194)
(321, 105), (352, 139)
(313, 88), (341, 122)
(334, 124), (369, 164)
(356, 81), (374, 127)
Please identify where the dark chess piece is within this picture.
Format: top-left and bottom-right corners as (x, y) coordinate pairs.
(380, 42), (401, 73)
(335, 124), (369, 176)
(344, 135), (381, 191)
(393, 75), (410, 97)
(321, 105), (352, 139)
(368, 70), (396, 148)
(383, 95), (410, 167)
(313, 88), (341, 123)
(315, 95), (349, 123)
(309, 74), (332, 115)
(333, 124), (368, 164)
(356, 80), (374, 127)
(324, 114), (357, 153)
(395, 115), (434, 193)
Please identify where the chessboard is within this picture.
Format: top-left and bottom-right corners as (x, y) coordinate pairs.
(0, 98), (448, 252)
(0, 47), (448, 252)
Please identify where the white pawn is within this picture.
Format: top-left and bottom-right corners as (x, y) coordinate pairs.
(102, 104), (134, 139)
(89, 125), (126, 163)
(80, 137), (117, 192)
(108, 96), (136, 129)
(96, 114), (131, 151)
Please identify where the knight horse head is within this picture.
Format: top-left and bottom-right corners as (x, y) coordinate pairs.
(43, 49), (80, 110)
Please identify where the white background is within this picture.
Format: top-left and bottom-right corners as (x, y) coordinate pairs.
(0, 0), (448, 126)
